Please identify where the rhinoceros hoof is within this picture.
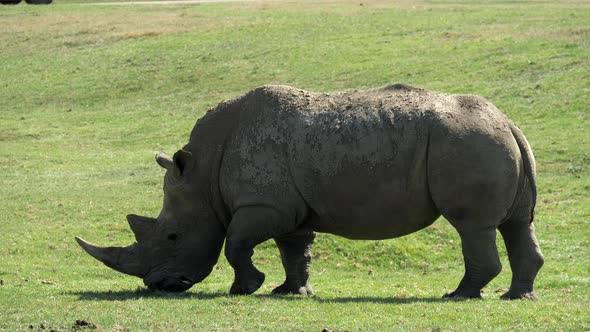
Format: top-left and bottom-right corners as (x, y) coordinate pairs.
(229, 271), (265, 295)
(272, 283), (314, 296)
(500, 290), (538, 301)
(442, 289), (482, 300)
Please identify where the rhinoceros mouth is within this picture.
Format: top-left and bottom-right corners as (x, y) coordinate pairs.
(178, 277), (195, 289)
(145, 275), (195, 292)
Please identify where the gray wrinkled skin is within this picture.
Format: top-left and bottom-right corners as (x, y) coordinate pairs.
(77, 84), (544, 300)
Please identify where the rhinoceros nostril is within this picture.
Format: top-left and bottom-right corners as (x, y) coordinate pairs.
(147, 279), (164, 291)
(164, 281), (191, 292)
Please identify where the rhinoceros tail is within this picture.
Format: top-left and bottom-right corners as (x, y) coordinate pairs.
(509, 123), (537, 224)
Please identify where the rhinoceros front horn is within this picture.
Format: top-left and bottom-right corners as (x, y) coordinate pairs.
(75, 237), (146, 278)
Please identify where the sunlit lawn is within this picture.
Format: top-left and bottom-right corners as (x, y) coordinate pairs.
(1, 1), (589, 330)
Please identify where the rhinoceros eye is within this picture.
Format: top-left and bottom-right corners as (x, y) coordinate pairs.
(167, 233), (178, 241)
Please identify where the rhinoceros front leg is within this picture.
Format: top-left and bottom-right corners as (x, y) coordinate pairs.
(272, 230), (315, 296)
(225, 206), (294, 295)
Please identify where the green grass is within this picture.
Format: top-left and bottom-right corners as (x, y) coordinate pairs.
(1, 0), (589, 330)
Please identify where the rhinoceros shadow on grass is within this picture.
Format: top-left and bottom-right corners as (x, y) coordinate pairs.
(72, 290), (446, 304)
(76, 84), (544, 301)
(72, 290), (225, 301)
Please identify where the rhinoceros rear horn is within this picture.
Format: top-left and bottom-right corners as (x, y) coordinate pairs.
(75, 237), (146, 278)
(127, 214), (157, 243)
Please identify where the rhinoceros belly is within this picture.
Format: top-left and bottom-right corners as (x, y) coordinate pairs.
(290, 107), (440, 240)
(302, 173), (439, 240)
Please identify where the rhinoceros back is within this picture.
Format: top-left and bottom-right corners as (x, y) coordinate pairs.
(216, 85), (443, 239)
(285, 86), (442, 239)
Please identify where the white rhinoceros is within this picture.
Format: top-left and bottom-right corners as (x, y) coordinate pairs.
(77, 84), (543, 300)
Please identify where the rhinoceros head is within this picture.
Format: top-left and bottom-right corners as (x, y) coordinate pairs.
(76, 150), (225, 292)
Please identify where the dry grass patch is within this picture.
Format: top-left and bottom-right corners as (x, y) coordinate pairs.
(0, 7), (250, 53)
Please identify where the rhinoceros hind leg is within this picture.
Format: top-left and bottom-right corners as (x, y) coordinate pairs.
(498, 219), (544, 300)
(225, 206), (295, 295)
(443, 227), (502, 300)
(272, 230), (315, 296)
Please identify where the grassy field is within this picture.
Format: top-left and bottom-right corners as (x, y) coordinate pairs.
(1, 0), (589, 331)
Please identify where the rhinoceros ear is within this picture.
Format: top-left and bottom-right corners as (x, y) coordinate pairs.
(156, 151), (174, 170)
(127, 214), (157, 243)
(172, 149), (193, 177)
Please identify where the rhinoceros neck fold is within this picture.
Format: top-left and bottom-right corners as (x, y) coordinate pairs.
(185, 98), (247, 229)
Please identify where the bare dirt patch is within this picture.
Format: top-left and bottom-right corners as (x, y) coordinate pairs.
(73, 320), (97, 330)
